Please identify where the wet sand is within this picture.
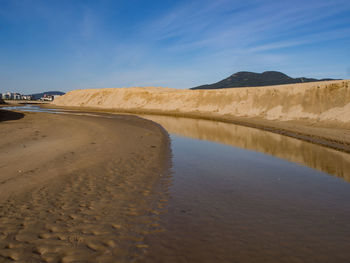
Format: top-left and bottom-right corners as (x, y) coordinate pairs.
(0, 109), (171, 262)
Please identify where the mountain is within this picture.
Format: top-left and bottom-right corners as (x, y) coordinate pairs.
(191, 71), (336, 90)
(30, 91), (65, 100)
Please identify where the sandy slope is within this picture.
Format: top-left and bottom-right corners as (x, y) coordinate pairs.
(0, 111), (171, 262)
(54, 80), (350, 124)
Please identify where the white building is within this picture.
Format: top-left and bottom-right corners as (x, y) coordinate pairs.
(13, 93), (21, 100)
(2, 92), (12, 100)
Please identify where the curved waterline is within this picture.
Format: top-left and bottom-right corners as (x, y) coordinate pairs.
(5, 105), (350, 182)
(138, 114), (350, 183)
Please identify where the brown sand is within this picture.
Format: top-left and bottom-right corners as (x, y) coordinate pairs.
(53, 80), (350, 124)
(52, 80), (350, 152)
(0, 110), (171, 262)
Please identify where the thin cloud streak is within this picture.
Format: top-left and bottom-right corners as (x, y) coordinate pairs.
(0, 0), (349, 93)
(141, 0), (350, 52)
(102, 0), (350, 89)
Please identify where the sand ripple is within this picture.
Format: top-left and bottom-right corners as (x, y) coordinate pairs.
(0, 111), (171, 262)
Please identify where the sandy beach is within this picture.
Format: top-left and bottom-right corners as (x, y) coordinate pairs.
(2, 98), (350, 262)
(0, 109), (171, 262)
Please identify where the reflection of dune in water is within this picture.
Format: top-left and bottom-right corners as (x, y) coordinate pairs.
(140, 114), (350, 182)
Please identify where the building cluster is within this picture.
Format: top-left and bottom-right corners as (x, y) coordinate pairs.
(40, 94), (61, 101)
(0, 92), (62, 101)
(1, 92), (33, 100)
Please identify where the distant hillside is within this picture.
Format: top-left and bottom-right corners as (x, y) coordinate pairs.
(30, 91), (65, 100)
(191, 71), (336, 90)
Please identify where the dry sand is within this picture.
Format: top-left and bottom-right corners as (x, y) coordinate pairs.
(0, 110), (171, 262)
(53, 80), (350, 152)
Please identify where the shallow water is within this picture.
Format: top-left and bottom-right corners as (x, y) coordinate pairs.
(2, 105), (65, 113)
(140, 135), (350, 262)
(4, 105), (350, 262)
(138, 115), (350, 263)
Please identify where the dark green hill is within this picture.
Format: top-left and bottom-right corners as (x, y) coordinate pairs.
(191, 71), (335, 90)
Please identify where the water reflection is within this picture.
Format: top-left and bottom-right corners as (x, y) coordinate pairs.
(2, 105), (65, 113)
(139, 114), (350, 182)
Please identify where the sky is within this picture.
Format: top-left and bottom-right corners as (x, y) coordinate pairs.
(0, 0), (350, 94)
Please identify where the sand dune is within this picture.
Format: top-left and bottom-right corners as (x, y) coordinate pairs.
(54, 80), (350, 125)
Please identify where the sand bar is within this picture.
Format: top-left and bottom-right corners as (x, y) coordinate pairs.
(0, 109), (171, 262)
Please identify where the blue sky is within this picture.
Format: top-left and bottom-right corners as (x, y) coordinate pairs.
(0, 0), (350, 94)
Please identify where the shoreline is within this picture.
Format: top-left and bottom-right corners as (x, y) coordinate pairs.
(42, 104), (350, 154)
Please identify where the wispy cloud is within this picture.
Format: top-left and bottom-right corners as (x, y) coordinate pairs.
(79, 8), (97, 39)
(1, 0), (349, 93)
(141, 0), (350, 52)
(94, 0), (349, 89)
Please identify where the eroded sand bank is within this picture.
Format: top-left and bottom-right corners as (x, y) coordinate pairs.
(53, 80), (350, 151)
(0, 110), (171, 262)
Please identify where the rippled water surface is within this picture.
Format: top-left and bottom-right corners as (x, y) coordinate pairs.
(4, 106), (350, 262)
